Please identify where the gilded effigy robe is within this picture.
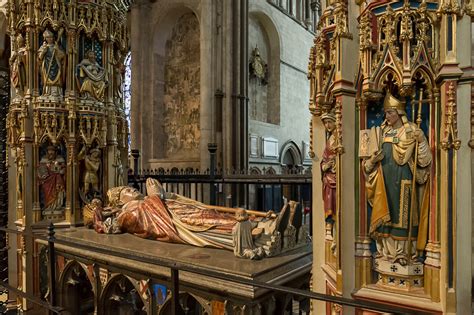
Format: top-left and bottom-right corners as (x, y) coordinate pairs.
(364, 122), (431, 255)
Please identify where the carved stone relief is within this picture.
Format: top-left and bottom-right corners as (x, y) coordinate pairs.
(163, 13), (200, 159)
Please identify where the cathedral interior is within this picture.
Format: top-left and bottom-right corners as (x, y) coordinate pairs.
(0, 0), (472, 314)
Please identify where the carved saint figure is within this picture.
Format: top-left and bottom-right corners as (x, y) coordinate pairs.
(76, 50), (108, 102)
(363, 92), (431, 266)
(113, 50), (125, 104)
(79, 146), (101, 194)
(10, 34), (27, 99)
(38, 29), (65, 98)
(320, 110), (337, 252)
(38, 145), (66, 213)
(85, 179), (299, 259)
(113, 150), (124, 186)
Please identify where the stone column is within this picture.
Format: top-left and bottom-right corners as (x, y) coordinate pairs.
(311, 115), (327, 313)
(130, 1), (145, 168)
(222, 0), (236, 171)
(336, 1), (358, 311)
(454, 10), (472, 314)
(200, 0), (214, 170)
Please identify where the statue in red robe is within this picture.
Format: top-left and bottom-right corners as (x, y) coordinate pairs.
(38, 145), (66, 214)
(320, 110), (337, 252)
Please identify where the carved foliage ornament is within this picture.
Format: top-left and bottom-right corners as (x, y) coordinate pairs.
(34, 111), (67, 145)
(334, 100), (344, 155)
(78, 115), (107, 148)
(438, 0), (461, 15)
(358, 11), (373, 51)
(333, 3), (352, 39)
(441, 82), (461, 150)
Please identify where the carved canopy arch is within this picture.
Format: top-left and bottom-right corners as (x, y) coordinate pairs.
(40, 18), (68, 34)
(35, 111), (68, 146)
(99, 274), (148, 311)
(412, 66), (435, 92)
(373, 66), (402, 92)
(76, 24), (105, 43)
(58, 260), (95, 293)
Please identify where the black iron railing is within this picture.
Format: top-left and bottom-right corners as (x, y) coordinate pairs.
(0, 226), (431, 315)
(130, 168), (311, 210)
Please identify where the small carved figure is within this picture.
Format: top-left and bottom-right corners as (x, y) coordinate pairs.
(79, 146), (101, 195)
(38, 29), (66, 99)
(113, 150), (124, 186)
(10, 34), (27, 99)
(113, 50), (125, 104)
(37, 145), (66, 214)
(320, 110), (337, 253)
(76, 50), (108, 102)
(363, 92), (431, 266)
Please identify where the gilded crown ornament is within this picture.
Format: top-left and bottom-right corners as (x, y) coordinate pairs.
(383, 91), (405, 113)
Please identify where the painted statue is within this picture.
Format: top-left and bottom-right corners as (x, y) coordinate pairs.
(85, 179), (303, 259)
(76, 50), (108, 102)
(10, 34), (27, 99)
(38, 29), (65, 99)
(113, 150), (124, 186)
(37, 145), (66, 214)
(320, 110), (337, 253)
(78, 146), (101, 195)
(113, 50), (125, 105)
(363, 92), (431, 266)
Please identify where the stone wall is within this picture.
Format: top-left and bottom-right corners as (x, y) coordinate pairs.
(248, 1), (314, 172)
(130, 0), (316, 171)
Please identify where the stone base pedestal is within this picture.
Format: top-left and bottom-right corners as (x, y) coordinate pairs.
(374, 258), (424, 290)
(38, 228), (312, 314)
(42, 210), (65, 222)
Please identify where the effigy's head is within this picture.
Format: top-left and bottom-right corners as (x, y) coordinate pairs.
(235, 209), (249, 222)
(146, 178), (163, 197)
(107, 186), (143, 207)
